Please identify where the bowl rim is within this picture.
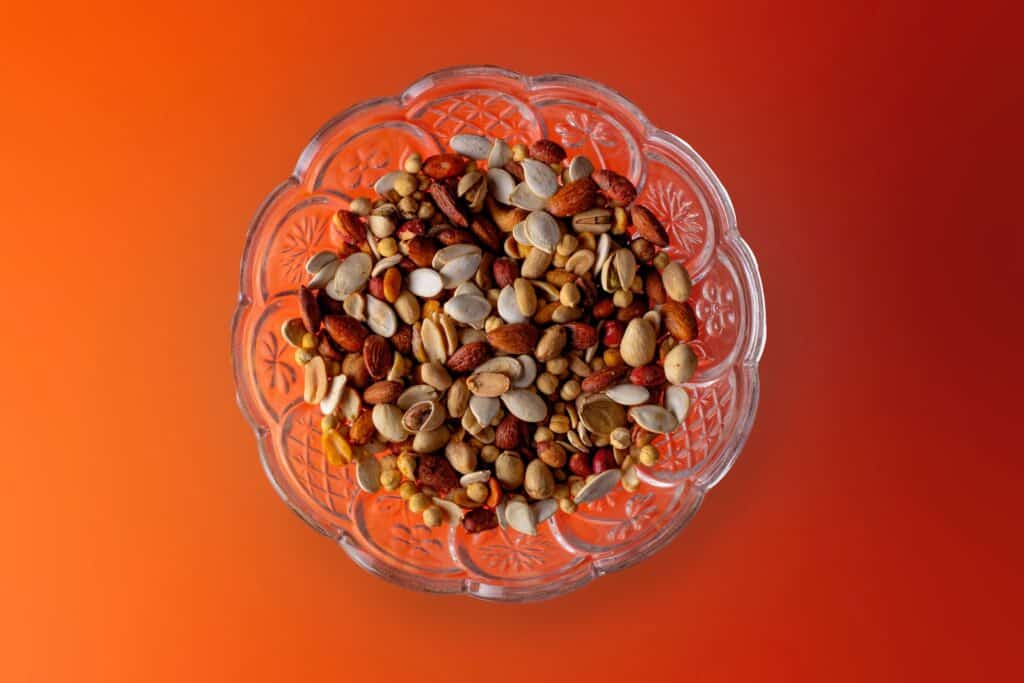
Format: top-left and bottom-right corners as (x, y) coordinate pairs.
(231, 64), (766, 601)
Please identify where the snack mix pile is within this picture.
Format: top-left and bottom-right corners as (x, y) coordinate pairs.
(281, 134), (699, 535)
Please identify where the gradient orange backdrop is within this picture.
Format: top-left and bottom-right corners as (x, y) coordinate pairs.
(2, 1), (1021, 681)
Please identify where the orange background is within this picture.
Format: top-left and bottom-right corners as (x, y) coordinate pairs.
(2, 1), (1021, 681)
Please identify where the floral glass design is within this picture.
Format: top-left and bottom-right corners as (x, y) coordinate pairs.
(232, 66), (766, 601)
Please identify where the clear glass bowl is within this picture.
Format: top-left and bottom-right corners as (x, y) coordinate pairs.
(231, 66), (766, 601)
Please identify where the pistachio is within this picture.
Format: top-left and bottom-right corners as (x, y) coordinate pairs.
(445, 441), (478, 474)
(664, 343), (698, 384)
(413, 425), (451, 453)
(661, 261), (692, 302)
(524, 459), (555, 500)
(620, 318), (656, 367)
(495, 452), (526, 489)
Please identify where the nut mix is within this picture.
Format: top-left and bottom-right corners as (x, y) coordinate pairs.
(280, 134), (699, 536)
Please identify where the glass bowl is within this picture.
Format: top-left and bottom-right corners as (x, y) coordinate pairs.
(231, 66), (766, 601)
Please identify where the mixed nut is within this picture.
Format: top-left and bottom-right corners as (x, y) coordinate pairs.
(280, 134), (699, 536)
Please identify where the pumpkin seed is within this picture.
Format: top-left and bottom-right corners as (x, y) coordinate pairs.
(397, 384), (438, 410)
(628, 405), (680, 434)
(525, 211), (560, 253)
(356, 456), (381, 493)
(574, 469), (621, 504)
(308, 260), (339, 288)
(466, 372), (511, 398)
(373, 170), (405, 196)
(505, 500), (537, 535)
(305, 250), (337, 274)
(450, 133), (491, 160)
(444, 294), (491, 325)
(513, 355), (537, 388)
(604, 383), (650, 406)
(370, 253), (403, 277)
(469, 395), (500, 426)
(501, 390), (548, 422)
(665, 386), (691, 423)
(326, 252), (372, 300)
(509, 182), (548, 210)
(440, 253), (482, 288)
(512, 220), (532, 247)
(566, 155), (594, 183)
(497, 285), (527, 324)
(532, 498), (558, 524)
(457, 170), (484, 197)
(319, 374), (347, 415)
(488, 139), (511, 169)
(433, 244), (480, 270)
(521, 159), (558, 198)
(453, 281), (485, 299)
(487, 168), (515, 204)
(408, 268), (443, 297)
(280, 318), (306, 347)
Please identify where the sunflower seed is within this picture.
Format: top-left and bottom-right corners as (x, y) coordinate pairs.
(487, 168), (516, 204)
(566, 155), (595, 183)
(628, 405), (680, 434)
(573, 469), (621, 504)
(501, 390), (548, 423)
(521, 159), (558, 198)
(319, 374), (347, 415)
(450, 133), (491, 160)
(408, 268), (443, 297)
(326, 252), (372, 300)
(505, 499), (537, 535)
(509, 182), (548, 210)
(356, 456), (381, 493)
(604, 383), (650, 406)
(525, 210), (561, 254)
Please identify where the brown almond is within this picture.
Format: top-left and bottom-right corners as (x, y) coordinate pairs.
(362, 335), (393, 380)
(592, 169), (637, 205)
(298, 285), (321, 333)
(435, 228), (475, 245)
(486, 322), (540, 354)
(323, 315), (369, 352)
(645, 269), (667, 305)
(547, 177), (598, 217)
(580, 366), (629, 393)
(341, 352), (371, 389)
(563, 322), (598, 350)
(331, 210), (367, 247)
(630, 204), (669, 246)
(317, 333), (343, 361)
(529, 139), (567, 164)
(503, 160), (525, 181)
(662, 300), (699, 342)
(494, 414), (523, 450)
(363, 380), (403, 404)
(421, 154), (466, 179)
(446, 341), (492, 373)
(470, 216), (503, 252)
(405, 235), (438, 268)
(428, 182), (469, 228)
(348, 409), (375, 445)
(391, 325), (413, 355)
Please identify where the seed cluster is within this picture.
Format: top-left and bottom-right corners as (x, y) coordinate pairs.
(282, 134), (699, 535)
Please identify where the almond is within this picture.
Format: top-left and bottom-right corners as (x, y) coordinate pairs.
(503, 160), (525, 181)
(630, 204), (669, 246)
(421, 154), (466, 179)
(446, 341), (492, 373)
(487, 322), (540, 354)
(592, 298), (615, 319)
(662, 300), (699, 341)
(494, 413), (523, 450)
(563, 322), (598, 350)
(363, 380), (403, 404)
(592, 169), (637, 206)
(331, 210), (367, 247)
(580, 365), (629, 393)
(348, 409), (376, 445)
(405, 235), (438, 268)
(629, 364), (666, 387)
(616, 296), (648, 322)
(645, 269), (667, 305)
(317, 333), (343, 361)
(547, 177), (598, 217)
(382, 267), (402, 303)
(428, 182), (469, 228)
(529, 139), (567, 164)
(362, 335), (393, 380)
(323, 315), (369, 352)
(298, 285), (321, 333)
(341, 352), (371, 388)
(493, 258), (519, 288)
(435, 228), (475, 245)
(391, 325), (413, 355)
(470, 215), (503, 251)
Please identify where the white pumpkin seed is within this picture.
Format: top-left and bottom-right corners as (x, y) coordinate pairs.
(326, 252), (372, 300)
(512, 220), (532, 247)
(356, 456), (381, 493)
(408, 268), (443, 297)
(532, 498), (558, 524)
(474, 356), (522, 379)
(521, 159), (558, 198)
(370, 253), (403, 277)
(368, 214), (395, 239)
(496, 500), (508, 530)
(444, 294), (491, 325)
(439, 252), (482, 288)
(665, 386), (691, 423)
(307, 260), (339, 288)
(509, 182), (548, 210)
(366, 231), (380, 258)
(453, 281), (485, 299)
(497, 285), (527, 324)
(469, 395), (500, 426)
(573, 469), (622, 504)
(450, 133), (491, 159)
(432, 497), (464, 525)
(305, 250), (337, 274)
(628, 405), (680, 434)
(342, 292), (366, 321)
(604, 383), (650, 406)
(420, 318), (447, 364)
(505, 500), (537, 536)
(566, 155), (594, 183)
(373, 170), (405, 196)
(319, 374), (347, 415)
(280, 318), (306, 347)
(433, 244), (480, 270)
(594, 233), (612, 276)
(488, 139), (511, 169)
(501, 390), (548, 423)
(513, 355), (537, 388)
(366, 295), (397, 337)
(525, 210), (560, 254)
(487, 168), (516, 204)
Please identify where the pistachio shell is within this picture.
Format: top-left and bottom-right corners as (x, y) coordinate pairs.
(356, 456), (381, 493)
(665, 386), (691, 423)
(280, 318), (306, 347)
(521, 159), (558, 198)
(604, 383), (650, 406)
(326, 252), (372, 300)
(306, 250), (338, 274)
(509, 182), (548, 210)
(525, 210), (560, 254)
(397, 384), (439, 410)
(487, 168), (515, 204)
(512, 355), (537, 388)
(612, 249), (637, 292)
(505, 500), (537, 535)
(402, 399), (445, 432)
(444, 294), (491, 325)
(573, 469), (621, 504)
(628, 405), (680, 434)
(474, 356), (522, 379)
(501, 390), (548, 423)
(488, 139), (511, 169)
(457, 170), (484, 197)
(408, 268), (443, 297)
(450, 133), (491, 159)
(579, 395), (626, 435)
(366, 295), (397, 337)
(497, 285), (527, 324)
